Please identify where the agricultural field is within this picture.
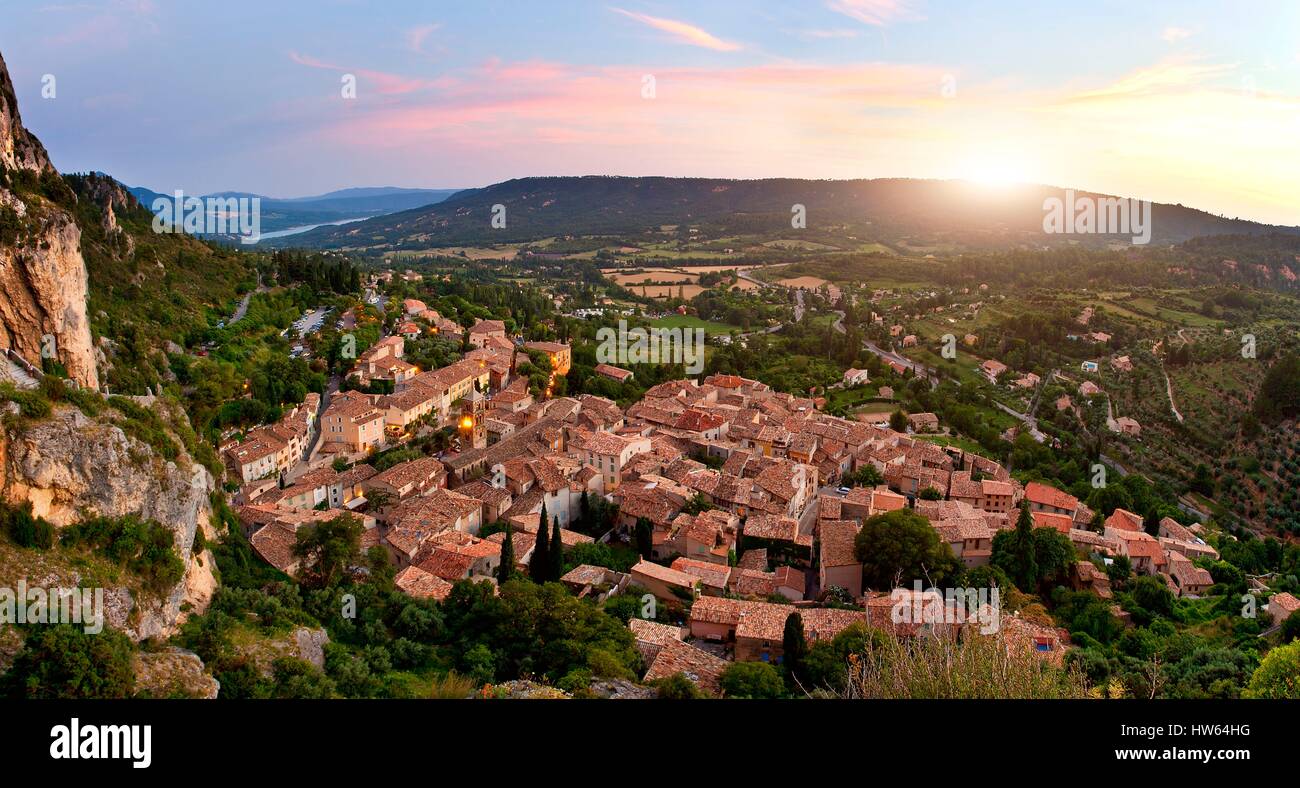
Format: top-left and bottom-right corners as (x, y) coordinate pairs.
(649, 314), (743, 334)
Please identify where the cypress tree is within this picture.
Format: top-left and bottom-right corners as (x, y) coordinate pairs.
(634, 517), (653, 559)
(530, 501), (550, 582)
(1009, 501), (1038, 591)
(549, 515), (564, 581)
(498, 520), (515, 584)
(782, 611), (807, 687)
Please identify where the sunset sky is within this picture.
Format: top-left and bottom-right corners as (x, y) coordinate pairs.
(5, 0), (1299, 224)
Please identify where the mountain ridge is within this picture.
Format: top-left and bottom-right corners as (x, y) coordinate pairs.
(128, 184), (461, 236)
(266, 175), (1300, 252)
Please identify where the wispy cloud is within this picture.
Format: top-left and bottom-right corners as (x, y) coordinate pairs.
(827, 0), (917, 26)
(288, 51), (442, 95)
(610, 7), (742, 51)
(1064, 60), (1235, 103)
(405, 23), (441, 53)
(788, 28), (860, 40)
(1161, 26), (1194, 43)
(39, 0), (159, 50)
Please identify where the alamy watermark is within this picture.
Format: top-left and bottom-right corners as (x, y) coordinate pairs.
(0, 580), (104, 634)
(50, 718), (151, 769)
(1042, 189), (1151, 245)
(151, 190), (262, 244)
(596, 319), (705, 375)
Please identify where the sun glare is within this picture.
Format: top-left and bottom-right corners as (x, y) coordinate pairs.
(960, 156), (1034, 188)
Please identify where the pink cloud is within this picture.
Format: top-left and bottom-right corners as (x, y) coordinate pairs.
(827, 0), (918, 26)
(610, 7), (742, 51)
(288, 51), (439, 95)
(293, 58), (951, 163)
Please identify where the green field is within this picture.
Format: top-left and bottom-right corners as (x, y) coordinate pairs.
(650, 314), (742, 334)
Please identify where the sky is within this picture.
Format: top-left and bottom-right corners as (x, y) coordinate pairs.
(3, 0), (1299, 225)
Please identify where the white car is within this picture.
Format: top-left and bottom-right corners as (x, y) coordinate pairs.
(836, 486), (851, 495)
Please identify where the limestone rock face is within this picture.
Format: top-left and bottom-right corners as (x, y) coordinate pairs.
(235, 626), (331, 675)
(133, 648), (220, 699)
(0, 406), (216, 640)
(0, 210), (100, 390)
(0, 51), (53, 174)
(0, 51), (99, 390)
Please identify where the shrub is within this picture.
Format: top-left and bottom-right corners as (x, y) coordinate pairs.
(1, 500), (55, 549)
(1, 624), (136, 699)
(0, 382), (52, 419)
(843, 629), (1091, 699)
(60, 514), (184, 595)
(720, 662), (786, 699)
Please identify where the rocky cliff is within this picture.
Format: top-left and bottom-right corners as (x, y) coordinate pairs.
(0, 50), (226, 648)
(0, 402), (217, 640)
(0, 51), (99, 390)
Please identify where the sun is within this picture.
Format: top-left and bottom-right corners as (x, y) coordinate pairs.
(960, 156), (1034, 188)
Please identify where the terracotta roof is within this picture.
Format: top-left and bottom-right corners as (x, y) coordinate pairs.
(631, 560), (699, 590)
(1105, 508), (1144, 532)
(394, 565), (454, 600)
(1271, 592), (1300, 618)
(628, 617), (687, 647)
(642, 639), (728, 697)
(744, 514), (801, 543)
(819, 522), (860, 568)
(416, 547), (477, 581)
(469, 319), (506, 335)
(370, 456), (445, 491)
(1024, 481), (1079, 512)
(1031, 511), (1074, 533)
(670, 557), (731, 590)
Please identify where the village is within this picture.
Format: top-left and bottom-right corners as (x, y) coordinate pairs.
(211, 279), (1283, 697)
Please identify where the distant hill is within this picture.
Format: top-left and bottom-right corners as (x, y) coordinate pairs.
(128, 184), (461, 237)
(265, 176), (1300, 252)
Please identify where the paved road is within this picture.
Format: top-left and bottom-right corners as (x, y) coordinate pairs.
(736, 268), (772, 290)
(994, 368), (1055, 444)
(1104, 394), (1120, 432)
(862, 339), (937, 384)
(994, 401), (1047, 444)
(228, 285), (271, 326)
(283, 375), (340, 483)
(228, 292), (254, 325)
(1161, 365), (1183, 423)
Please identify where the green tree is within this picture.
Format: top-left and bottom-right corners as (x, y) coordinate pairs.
(549, 515), (564, 581)
(782, 611), (808, 688)
(889, 410), (908, 433)
(634, 516), (654, 559)
(1130, 575), (1176, 621)
(992, 502), (1038, 592)
(2, 624), (136, 698)
(1032, 527), (1077, 586)
(1280, 611), (1300, 644)
(720, 662), (786, 698)
(1253, 352), (1300, 423)
(498, 520), (515, 584)
(854, 509), (961, 589)
(292, 513), (363, 589)
(801, 622), (880, 692)
(530, 501), (550, 582)
(1245, 640), (1300, 698)
(655, 672), (705, 699)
